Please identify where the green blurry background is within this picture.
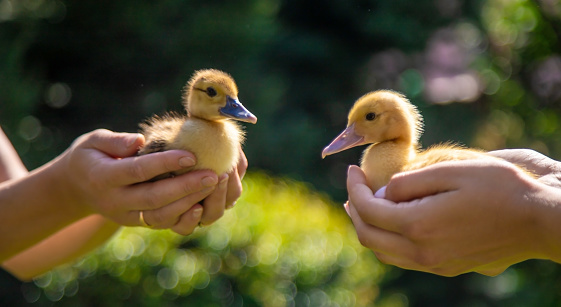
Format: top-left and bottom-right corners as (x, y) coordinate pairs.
(2, 0), (561, 305)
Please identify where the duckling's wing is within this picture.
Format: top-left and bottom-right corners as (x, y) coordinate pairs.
(138, 112), (186, 155)
(405, 143), (490, 171)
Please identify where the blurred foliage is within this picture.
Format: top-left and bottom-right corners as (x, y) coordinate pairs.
(26, 173), (385, 306)
(2, 0), (561, 305)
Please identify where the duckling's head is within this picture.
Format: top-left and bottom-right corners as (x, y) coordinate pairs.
(322, 90), (423, 158)
(183, 69), (257, 124)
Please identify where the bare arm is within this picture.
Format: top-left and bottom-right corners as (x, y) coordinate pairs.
(0, 128), (231, 280)
(2, 215), (120, 280)
(0, 128), (120, 280)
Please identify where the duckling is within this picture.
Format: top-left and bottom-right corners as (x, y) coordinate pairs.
(138, 69), (257, 179)
(322, 90), (500, 191)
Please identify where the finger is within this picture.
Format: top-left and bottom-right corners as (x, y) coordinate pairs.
(171, 204), (204, 236)
(225, 168), (242, 209)
(346, 198), (416, 258)
(237, 148), (248, 180)
(200, 174), (229, 226)
(372, 251), (429, 273)
(384, 162), (464, 202)
(127, 170), (218, 211)
(374, 241), (475, 277)
(138, 185), (216, 228)
(347, 196), (461, 275)
(82, 129), (145, 158)
(104, 150), (198, 186)
(347, 165), (409, 233)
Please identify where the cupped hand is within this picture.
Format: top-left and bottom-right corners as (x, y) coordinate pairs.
(175, 147), (248, 231)
(57, 129), (220, 235)
(345, 157), (554, 276)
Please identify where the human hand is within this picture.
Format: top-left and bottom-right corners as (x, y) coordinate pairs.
(55, 129), (221, 235)
(345, 159), (554, 277)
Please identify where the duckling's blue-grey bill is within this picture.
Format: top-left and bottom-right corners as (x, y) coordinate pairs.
(220, 97), (258, 124)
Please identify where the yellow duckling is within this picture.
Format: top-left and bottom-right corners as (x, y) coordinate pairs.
(138, 69), (257, 179)
(322, 90), (498, 191)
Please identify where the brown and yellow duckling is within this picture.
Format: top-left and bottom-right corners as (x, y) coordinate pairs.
(138, 69), (257, 179)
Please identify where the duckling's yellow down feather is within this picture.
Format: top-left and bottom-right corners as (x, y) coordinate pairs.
(138, 69), (257, 179)
(323, 90), (505, 191)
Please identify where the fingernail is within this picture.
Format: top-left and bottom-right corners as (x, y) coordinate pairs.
(347, 165), (359, 176)
(226, 201), (236, 210)
(202, 176), (218, 187)
(219, 174), (229, 187)
(374, 186), (386, 198)
(128, 134), (143, 147)
(179, 156), (196, 167)
(343, 201), (350, 216)
(193, 207), (203, 218)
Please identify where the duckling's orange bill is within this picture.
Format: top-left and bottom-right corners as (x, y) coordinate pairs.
(220, 96), (258, 124)
(322, 123), (364, 159)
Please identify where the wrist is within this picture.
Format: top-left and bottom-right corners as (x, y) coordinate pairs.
(46, 151), (95, 219)
(528, 183), (561, 263)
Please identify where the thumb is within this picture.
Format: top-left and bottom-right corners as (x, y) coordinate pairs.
(83, 129), (145, 158)
(385, 162), (460, 202)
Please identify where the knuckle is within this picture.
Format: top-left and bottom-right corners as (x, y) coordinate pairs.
(128, 158), (150, 182)
(412, 249), (440, 268)
(430, 266), (461, 277)
(492, 159), (522, 177)
(239, 153), (248, 170)
(374, 252), (391, 265)
(401, 221), (430, 242)
(440, 269), (462, 277)
(356, 232), (372, 248)
(142, 190), (161, 210)
(182, 181), (200, 195)
(482, 268), (505, 277)
(147, 210), (166, 226)
(227, 182), (243, 203)
(159, 153), (179, 173)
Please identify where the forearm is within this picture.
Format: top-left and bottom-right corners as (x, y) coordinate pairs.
(0, 156), (90, 262)
(531, 184), (561, 264)
(2, 215), (120, 280)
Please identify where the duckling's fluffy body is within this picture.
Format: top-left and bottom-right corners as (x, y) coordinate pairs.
(139, 114), (244, 175)
(138, 69), (256, 178)
(323, 90), (501, 191)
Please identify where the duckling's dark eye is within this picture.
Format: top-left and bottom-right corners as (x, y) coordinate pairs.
(365, 112), (376, 121)
(206, 87), (217, 97)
